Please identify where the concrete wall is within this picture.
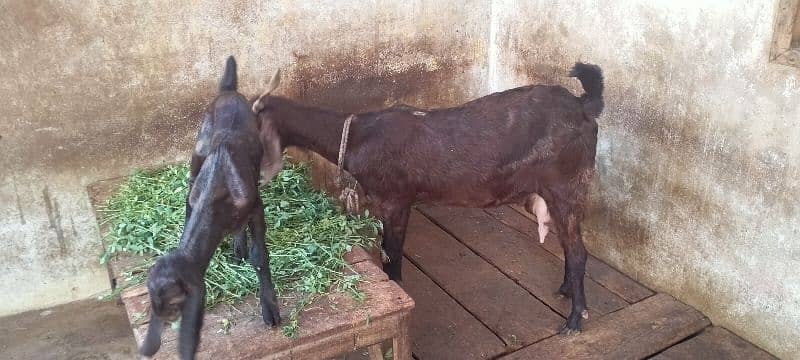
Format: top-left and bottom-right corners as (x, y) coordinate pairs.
(0, 0), (489, 317)
(2, 0), (798, 358)
(489, 1), (799, 358)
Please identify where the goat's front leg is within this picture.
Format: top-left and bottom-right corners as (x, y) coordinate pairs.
(178, 282), (206, 360)
(379, 202), (411, 282)
(557, 214), (588, 335)
(248, 198), (281, 326)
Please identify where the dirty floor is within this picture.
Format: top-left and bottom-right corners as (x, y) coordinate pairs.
(0, 298), (137, 360)
(0, 205), (778, 360)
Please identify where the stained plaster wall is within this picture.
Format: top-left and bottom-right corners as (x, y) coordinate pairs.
(489, 1), (799, 358)
(1, 1), (797, 358)
(0, 0), (489, 317)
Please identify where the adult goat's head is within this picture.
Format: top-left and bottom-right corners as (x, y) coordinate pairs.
(251, 70), (283, 185)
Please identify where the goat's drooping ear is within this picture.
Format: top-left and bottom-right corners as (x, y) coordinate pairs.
(258, 120), (284, 185)
(140, 312), (164, 357)
(252, 69), (282, 113)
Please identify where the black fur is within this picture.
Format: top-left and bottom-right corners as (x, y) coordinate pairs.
(254, 62), (604, 335)
(219, 56), (238, 92)
(140, 56), (279, 360)
(568, 62), (604, 119)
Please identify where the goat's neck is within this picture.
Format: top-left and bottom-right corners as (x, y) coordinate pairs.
(177, 207), (224, 270)
(276, 99), (348, 165)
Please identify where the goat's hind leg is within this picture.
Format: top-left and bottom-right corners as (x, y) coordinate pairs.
(524, 194), (572, 298)
(232, 230), (248, 262)
(524, 194), (552, 245)
(248, 198), (281, 326)
(549, 196), (589, 335)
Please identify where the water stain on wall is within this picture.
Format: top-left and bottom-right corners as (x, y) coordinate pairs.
(41, 186), (67, 259)
(7, 86), (212, 175)
(284, 37), (473, 113)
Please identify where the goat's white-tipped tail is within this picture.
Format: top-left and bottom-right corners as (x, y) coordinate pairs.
(252, 69), (282, 113)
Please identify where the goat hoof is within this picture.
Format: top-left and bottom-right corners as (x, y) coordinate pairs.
(556, 283), (572, 299)
(262, 309), (281, 327)
(558, 323), (581, 336)
(261, 301), (282, 327)
(558, 312), (582, 335)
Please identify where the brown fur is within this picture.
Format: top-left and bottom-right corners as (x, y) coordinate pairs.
(254, 62), (604, 334)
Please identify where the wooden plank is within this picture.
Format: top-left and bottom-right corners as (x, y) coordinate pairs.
(392, 315), (412, 360)
(339, 347), (377, 360)
(402, 261), (506, 360)
(351, 313), (397, 349)
(344, 246), (374, 265)
(418, 206), (627, 318)
(651, 327), (777, 360)
(368, 343), (384, 360)
(485, 206), (654, 303)
(404, 210), (562, 347)
(770, 0), (799, 53)
(336, 340), (392, 360)
(501, 293), (710, 360)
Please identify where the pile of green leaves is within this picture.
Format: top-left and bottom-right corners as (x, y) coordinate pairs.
(99, 160), (380, 337)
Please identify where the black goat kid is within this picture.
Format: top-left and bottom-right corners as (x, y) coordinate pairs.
(252, 63), (604, 335)
(140, 57), (281, 360)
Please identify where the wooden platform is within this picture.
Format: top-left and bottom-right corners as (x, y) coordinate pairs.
(399, 205), (777, 360)
(119, 246), (413, 360)
(89, 174), (417, 360)
(89, 171), (775, 359)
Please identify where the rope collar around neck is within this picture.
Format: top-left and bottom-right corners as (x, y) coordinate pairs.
(335, 115), (359, 213)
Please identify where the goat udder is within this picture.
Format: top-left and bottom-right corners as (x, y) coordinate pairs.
(530, 194), (551, 244)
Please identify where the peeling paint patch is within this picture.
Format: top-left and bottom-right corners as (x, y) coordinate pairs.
(285, 37), (475, 113)
(69, 216), (79, 238)
(783, 75), (799, 98)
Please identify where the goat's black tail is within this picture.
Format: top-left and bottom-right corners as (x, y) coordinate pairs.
(569, 62), (604, 119)
(219, 56), (238, 92)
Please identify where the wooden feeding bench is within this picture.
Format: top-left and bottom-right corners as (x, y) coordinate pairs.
(88, 175), (415, 360)
(117, 246), (413, 360)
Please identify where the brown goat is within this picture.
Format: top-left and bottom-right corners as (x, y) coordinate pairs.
(252, 63), (603, 334)
(140, 57), (281, 360)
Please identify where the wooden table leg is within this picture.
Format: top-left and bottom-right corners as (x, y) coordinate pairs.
(368, 343), (384, 360)
(393, 315), (412, 360)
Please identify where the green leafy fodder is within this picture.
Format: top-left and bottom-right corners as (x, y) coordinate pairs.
(100, 160), (380, 336)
